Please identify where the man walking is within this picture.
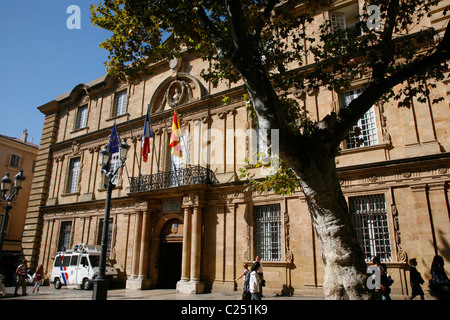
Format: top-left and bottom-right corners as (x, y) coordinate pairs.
(14, 259), (28, 296)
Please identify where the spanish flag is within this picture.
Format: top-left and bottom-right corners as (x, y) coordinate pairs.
(169, 110), (182, 158)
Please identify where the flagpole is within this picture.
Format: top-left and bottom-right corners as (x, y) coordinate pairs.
(160, 105), (183, 186)
(146, 105), (160, 174)
(114, 122), (132, 184)
(126, 113), (142, 178)
(169, 106), (195, 186)
(177, 111), (195, 185)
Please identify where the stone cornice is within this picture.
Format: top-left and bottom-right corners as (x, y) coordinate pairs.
(338, 152), (450, 189)
(48, 86), (247, 156)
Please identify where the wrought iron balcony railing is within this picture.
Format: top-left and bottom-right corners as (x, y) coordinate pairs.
(129, 165), (219, 193)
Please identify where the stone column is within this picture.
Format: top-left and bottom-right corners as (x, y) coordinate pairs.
(138, 210), (150, 279)
(410, 184), (437, 266)
(190, 206), (202, 282)
(131, 211), (142, 279)
(126, 211), (142, 289)
(180, 206), (192, 281)
(177, 200), (205, 294)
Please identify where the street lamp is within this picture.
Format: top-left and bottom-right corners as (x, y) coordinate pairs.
(92, 138), (129, 300)
(0, 169), (26, 267)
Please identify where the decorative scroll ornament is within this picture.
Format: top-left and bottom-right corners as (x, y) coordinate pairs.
(284, 211), (293, 264)
(391, 204), (407, 262)
(244, 205), (251, 261)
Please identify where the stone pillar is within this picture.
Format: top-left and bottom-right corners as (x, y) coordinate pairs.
(180, 206), (192, 281)
(138, 210), (149, 278)
(190, 206), (202, 282)
(130, 211), (142, 279)
(410, 184), (437, 269)
(177, 193), (205, 294)
(126, 209), (151, 290)
(426, 182), (449, 257)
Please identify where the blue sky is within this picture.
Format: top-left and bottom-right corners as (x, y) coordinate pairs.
(0, 0), (112, 145)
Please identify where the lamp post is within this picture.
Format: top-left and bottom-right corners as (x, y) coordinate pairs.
(92, 138), (129, 300)
(0, 169), (26, 267)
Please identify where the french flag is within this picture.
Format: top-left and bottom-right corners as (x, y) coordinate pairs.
(142, 110), (152, 163)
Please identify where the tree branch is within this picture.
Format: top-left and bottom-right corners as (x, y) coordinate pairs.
(252, 0), (281, 43)
(331, 22), (450, 150)
(372, 0), (400, 80)
(225, 0), (250, 61)
(195, 5), (231, 61)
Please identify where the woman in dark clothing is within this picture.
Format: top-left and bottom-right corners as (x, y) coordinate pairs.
(430, 255), (450, 300)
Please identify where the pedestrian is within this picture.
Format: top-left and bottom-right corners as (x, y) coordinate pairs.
(254, 256), (265, 298)
(380, 263), (393, 300)
(32, 265), (44, 294)
(408, 258), (425, 300)
(14, 259), (28, 296)
(249, 262), (261, 300)
(0, 273), (7, 297)
(371, 256), (382, 300)
(235, 263), (250, 300)
(430, 255), (450, 300)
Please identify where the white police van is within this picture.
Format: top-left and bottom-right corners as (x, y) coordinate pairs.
(51, 243), (118, 290)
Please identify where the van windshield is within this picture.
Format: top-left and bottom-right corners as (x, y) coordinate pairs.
(88, 256), (112, 267)
(89, 256), (100, 267)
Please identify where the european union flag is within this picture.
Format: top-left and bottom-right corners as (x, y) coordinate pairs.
(103, 122), (120, 172)
(109, 122), (120, 154)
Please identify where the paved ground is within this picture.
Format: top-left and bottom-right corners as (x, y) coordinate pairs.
(0, 285), (324, 300)
(1, 285), (441, 319)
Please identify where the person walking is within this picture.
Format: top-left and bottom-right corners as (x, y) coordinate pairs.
(371, 256), (382, 300)
(254, 256), (264, 298)
(430, 255), (450, 300)
(408, 258), (425, 300)
(380, 263), (393, 300)
(235, 263), (250, 300)
(32, 265), (44, 294)
(14, 259), (28, 296)
(249, 262), (261, 300)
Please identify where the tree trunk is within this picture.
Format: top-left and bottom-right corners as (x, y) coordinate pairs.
(225, 16), (370, 296)
(239, 62), (370, 300)
(292, 149), (370, 299)
(219, 0), (450, 299)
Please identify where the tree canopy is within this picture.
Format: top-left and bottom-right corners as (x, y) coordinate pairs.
(91, 0), (450, 299)
(91, 0), (449, 172)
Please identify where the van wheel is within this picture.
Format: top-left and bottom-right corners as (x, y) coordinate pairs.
(82, 278), (91, 290)
(54, 278), (62, 289)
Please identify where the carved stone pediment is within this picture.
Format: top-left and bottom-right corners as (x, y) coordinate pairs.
(162, 79), (194, 109)
(149, 73), (206, 113)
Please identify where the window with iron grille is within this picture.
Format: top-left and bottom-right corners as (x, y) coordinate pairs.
(349, 195), (392, 262)
(341, 88), (379, 149)
(254, 204), (282, 261)
(58, 221), (72, 251)
(67, 158), (80, 193)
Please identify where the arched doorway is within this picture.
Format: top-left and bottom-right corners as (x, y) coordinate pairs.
(157, 218), (183, 288)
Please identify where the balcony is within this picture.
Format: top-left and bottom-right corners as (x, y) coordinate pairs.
(129, 165), (219, 193)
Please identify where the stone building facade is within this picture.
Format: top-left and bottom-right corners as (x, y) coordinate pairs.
(22, 0), (449, 298)
(0, 130), (38, 284)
